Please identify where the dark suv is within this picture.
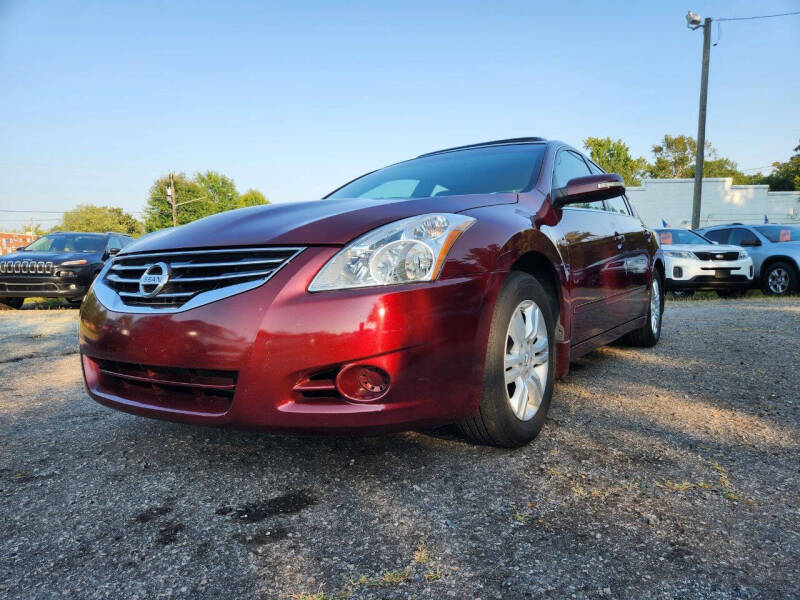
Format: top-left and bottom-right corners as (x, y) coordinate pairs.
(0, 231), (133, 309)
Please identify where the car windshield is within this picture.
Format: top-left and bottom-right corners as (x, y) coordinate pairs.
(754, 225), (800, 243)
(656, 229), (712, 245)
(23, 233), (105, 253)
(327, 143), (546, 199)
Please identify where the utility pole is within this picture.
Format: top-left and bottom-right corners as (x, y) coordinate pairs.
(167, 173), (177, 227)
(687, 12), (712, 229)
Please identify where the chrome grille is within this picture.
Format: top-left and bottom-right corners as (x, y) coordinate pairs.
(101, 246), (304, 309)
(693, 251), (740, 261)
(0, 260), (54, 275)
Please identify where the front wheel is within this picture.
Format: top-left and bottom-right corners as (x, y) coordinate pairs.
(624, 275), (663, 347)
(0, 297), (24, 309)
(458, 271), (555, 447)
(761, 262), (797, 296)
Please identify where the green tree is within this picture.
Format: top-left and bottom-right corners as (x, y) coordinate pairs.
(237, 189), (268, 208)
(753, 142), (800, 191)
(143, 171), (269, 232)
(59, 204), (143, 236)
(648, 134), (710, 179)
(583, 137), (649, 186)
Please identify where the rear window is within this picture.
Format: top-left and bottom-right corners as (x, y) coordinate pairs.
(755, 225), (800, 243)
(327, 144), (546, 199)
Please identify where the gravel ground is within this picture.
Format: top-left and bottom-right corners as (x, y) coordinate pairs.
(1, 299), (798, 599)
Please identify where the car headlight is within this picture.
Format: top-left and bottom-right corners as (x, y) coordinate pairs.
(308, 213), (476, 291)
(61, 259), (88, 266)
(738, 250), (749, 259)
(664, 250), (695, 259)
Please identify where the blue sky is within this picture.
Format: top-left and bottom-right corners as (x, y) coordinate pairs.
(1, 0), (798, 228)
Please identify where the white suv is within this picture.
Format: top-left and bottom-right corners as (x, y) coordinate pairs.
(656, 228), (753, 298)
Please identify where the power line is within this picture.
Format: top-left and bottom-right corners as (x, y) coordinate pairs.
(0, 209), (66, 214)
(740, 164), (774, 172)
(717, 10), (800, 22)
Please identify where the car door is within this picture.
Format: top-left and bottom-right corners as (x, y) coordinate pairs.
(604, 194), (651, 320)
(552, 149), (626, 343)
(728, 227), (767, 277)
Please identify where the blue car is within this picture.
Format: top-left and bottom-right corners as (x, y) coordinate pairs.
(697, 224), (800, 296)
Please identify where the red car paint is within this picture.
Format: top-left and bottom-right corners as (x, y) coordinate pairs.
(80, 139), (663, 433)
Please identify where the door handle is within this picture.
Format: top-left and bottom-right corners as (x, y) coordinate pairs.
(614, 232), (625, 250)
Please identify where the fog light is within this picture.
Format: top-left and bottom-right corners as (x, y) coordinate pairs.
(69, 284), (77, 289)
(673, 266), (683, 278)
(336, 365), (390, 402)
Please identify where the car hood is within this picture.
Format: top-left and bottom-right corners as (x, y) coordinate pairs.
(123, 193), (518, 253)
(662, 243), (744, 253)
(0, 251), (98, 265)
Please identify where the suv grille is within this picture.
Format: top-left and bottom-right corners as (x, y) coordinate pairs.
(693, 251), (740, 261)
(104, 246), (303, 308)
(0, 260), (54, 275)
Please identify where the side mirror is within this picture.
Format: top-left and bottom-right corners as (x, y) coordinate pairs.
(16, 246), (25, 251)
(107, 247), (120, 256)
(740, 238), (761, 247)
(552, 173), (626, 208)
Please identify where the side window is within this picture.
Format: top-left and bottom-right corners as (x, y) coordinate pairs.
(604, 196), (631, 216)
(107, 236), (123, 252)
(587, 161), (604, 175)
(728, 228), (759, 246)
(703, 229), (730, 244)
(553, 150), (604, 210)
(552, 150), (591, 189)
(120, 236), (133, 248)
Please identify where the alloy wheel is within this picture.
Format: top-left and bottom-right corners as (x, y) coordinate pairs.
(768, 267), (790, 294)
(504, 300), (549, 421)
(650, 278), (661, 334)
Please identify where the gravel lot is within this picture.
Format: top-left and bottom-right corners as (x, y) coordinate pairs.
(1, 299), (798, 599)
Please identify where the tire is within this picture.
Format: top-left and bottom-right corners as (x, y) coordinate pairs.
(624, 274), (663, 347)
(761, 261), (797, 296)
(0, 297), (24, 309)
(670, 290), (694, 299)
(458, 271), (555, 448)
(716, 289), (747, 299)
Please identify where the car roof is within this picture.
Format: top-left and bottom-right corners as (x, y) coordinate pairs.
(700, 223), (748, 229)
(417, 137), (547, 158)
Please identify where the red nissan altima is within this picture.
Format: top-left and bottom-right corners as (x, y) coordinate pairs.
(80, 138), (664, 447)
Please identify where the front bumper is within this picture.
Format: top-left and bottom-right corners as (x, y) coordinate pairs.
(0, 271), (91, 298)
(664, 256), (753, 290)
(79, 247), (494, 433)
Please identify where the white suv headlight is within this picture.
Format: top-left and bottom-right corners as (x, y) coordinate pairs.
(664, 250), (695, 259)
(308, 213), (475, 291)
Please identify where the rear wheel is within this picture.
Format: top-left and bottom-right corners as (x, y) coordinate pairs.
(761, 261), (797, 296)
(0, 297), (24, 309)
(458, 272), (555, 447)
(624, 275), (663, 347)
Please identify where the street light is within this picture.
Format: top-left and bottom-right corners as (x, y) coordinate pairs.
(687, 11), (712, 230)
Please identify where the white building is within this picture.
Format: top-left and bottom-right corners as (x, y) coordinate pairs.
(626, 178), (800, 229)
